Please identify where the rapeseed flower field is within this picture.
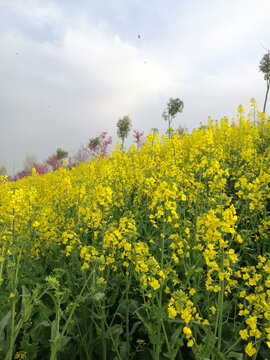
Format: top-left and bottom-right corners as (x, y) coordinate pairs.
(1, 100), (270, 359)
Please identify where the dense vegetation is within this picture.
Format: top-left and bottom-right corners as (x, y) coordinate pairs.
(1, 100), (270, 359)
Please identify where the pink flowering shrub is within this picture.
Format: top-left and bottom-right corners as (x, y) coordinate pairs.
(33, 163), (48, 175)
(11, 162), (48, 181)
(74, 146), (91, 164)
(133, 130), (144, 149)
(46, 154), (61, 171)
(89, 132), (112, 158)
(9, 132), (113, 180)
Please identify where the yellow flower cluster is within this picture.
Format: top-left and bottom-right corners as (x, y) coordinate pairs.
(1, 101), (270, 357)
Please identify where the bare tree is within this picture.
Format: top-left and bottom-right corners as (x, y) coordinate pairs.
(23, 153), (38, 171)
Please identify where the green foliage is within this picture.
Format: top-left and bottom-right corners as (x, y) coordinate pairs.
(162, 97), (184, 137)
(150, 128), (159, 135)
(2, 106), (270, 359)
(88, 137), (100, 150)
(56, 148), (68, 160)
(167, 97), (184, 118)
(259, 52), (270, 113)
(259, 52), (270, 81)
(117, 115), (132, 148)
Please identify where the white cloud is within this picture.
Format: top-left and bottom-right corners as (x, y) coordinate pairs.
(0, 0), (270, 174)
(1, 0), (62, 24)
(40, 22), (181, 118)
(0, 1), (183, 173)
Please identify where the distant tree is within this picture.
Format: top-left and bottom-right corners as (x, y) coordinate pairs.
(88, 137), (100, 151)
(259, 51), (270, 113)
(117, 115), (132, 148)
(162, 97), (184, 137)
(15, 162), (48, 180)
(0, 166), (6, 175)
(33, 163), (48, 175)
(23, 153), (38, 171)
(74, 145), (90, 164)
(150, 128), (159, 135)
(56, 148), (68, 160)
(88, 137), (100, 158)
(166, 127), (175, 138)
(176, 125), (188, 138)
(89, 132), (112, 158)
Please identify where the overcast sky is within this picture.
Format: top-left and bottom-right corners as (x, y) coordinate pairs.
(0, 0), (270, 175)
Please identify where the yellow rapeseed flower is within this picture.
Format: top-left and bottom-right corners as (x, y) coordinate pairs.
(168, 306), (177, 319)
(187, 339), (194, 347)
(239, 329), (249, 340)
(245, 342), (256, 357)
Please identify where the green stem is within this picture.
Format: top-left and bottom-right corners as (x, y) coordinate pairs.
(155, 222), (166, 360)
(175, 332), (186, 360)
(161, 319), (173, 359)
(155, 322), (161, 360)
(217, 247), (225, 352)
(263, 81), (269, 114)
(0, 247), (5, 289)
(5, 251), (22, 360)
(89, 318), (93, 360)
(194, 171), (202, 232)
(50, 269), (94, 360)
(76, 318), (91, 360)
(125, 274), (131, 358)
(5, 300), (16, 360)
(8, 299), (34, 360)
(178, 351), (183, 360)
(101, 303), (106, 360)
(214, 292), (220, 341)
(104, 317), (121, 360)
(224, 336), (242, 355)
(253, 337), (263, 360)
(12, 208), (15, 245)
(56, 296), (61, 341)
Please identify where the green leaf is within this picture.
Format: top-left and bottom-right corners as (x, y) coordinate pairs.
(135, 311), (154, 341)
(0, 311), (11, 334)
(20, 333), (39, 359)
(50, 319), (58, 343)
(117, 299), (129, 315)
(0, 311), (11, 351)
(36, 319), (51, 328)
(119, 342), (129, 358)
(227, 352), (243, 360)
(210, 347), (227, 360)
(92, 292), (105, 302)
(169, 325), (183, 349)
(129, 299), (139, 312)
(58, 335), (71, 352)
(110, 324), (123, 352)
(201, 326), (217, 358)
(110, 324), (123, 338)
(129, 321), (141, 336)
(21, 285), (30, 316)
